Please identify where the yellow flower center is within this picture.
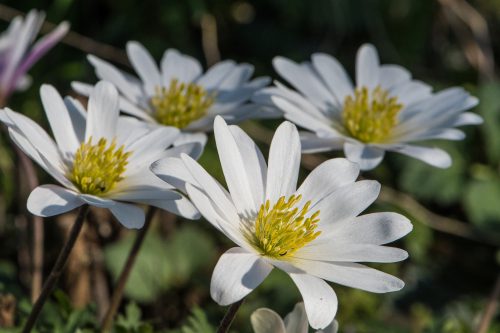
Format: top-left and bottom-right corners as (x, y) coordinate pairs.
(150, 78), (215, 129)
(68, 138), (131, 195)
(342, 85), (403, 143)
(251, 195), (321, 258)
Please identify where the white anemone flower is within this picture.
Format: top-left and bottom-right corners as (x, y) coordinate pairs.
(251, 302), (338, 333)
(254, 43), (482, 170)
(0, 9), (69, 102)
(153, 116), (412, 329)
(72, 41), (273, 149)
(0, 81), (200, 228)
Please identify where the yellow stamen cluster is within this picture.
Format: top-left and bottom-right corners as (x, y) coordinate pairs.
(342, 85), (403, 143)
(68, 138), (131, 195)
(252, 195), (321, 258)
(150, 79), (215, 129)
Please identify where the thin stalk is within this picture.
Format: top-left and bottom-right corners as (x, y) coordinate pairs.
(216, 299), (244, 333)
(22, 205), (89, 333)
(100, 207), (157, 333)
(476, 272), (500, 333)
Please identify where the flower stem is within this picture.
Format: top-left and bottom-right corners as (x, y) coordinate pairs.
(21, 205), (89, 333)
(476, 272), (500, 333)
(216, 299), (245, 333)
(100, 206), (157, 333)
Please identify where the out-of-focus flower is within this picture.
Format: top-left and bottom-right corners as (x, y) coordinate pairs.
(251, 302), (338, 333)
(154, 116), (412, 328)
(72, 41), (274, 149)
(255, 43), (482, 170)
(0, 81), (200, 228)
(0, 9), (69, 103)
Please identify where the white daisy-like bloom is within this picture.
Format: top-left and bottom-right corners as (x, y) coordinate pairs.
(152, 116), (412, 329)
(254, 44), (482, 170)
(72, 41), (273, 149)
(0, 9), (69, 102)
(251, 302), (338, 333)
(0, 81), (200, 228)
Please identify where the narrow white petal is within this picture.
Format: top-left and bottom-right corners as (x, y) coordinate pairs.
(214, 117), (261, 215)
(63, 96), (87, 143)
(196, 60), (236, 89)
(313, 180), (381, 227)
(151, 157), (197, 193)
(160, 48), (202, 85)
(356, 44), (380, 89)
(40, 85), (80, 154)
(216, 63), (254, 90)
(126, 41), (161, 94)
(451, 112), (483, 126)
(321, 212), (413, 245)
(27, 185), (83, 217)
(288, 273), (338, 330)
(210, 247), (273, 305)
(186, 183), (249, 248)
(297, 158), (359, 207)
(181, 154), (239, 223)
(386, 144), (452, 168)
(292, 259), (405, 293)
(251, 309), (287, 333)
(312, 53), (354, 108)
(297, 243), (409, 263)
(139, 195), (200, 220)
(87, 54), (143, 103)
(343, 142), (385, 171)
(85, 81), (119, 142)
(284, 302), (309, 333)
(109, 202), (145, 229)
(265, 121), (301, 203)
(378, 64), (411, 90)
(300, 131), (344, 153)
(317, 321), (339, 333)
(272, 56), (335, 110)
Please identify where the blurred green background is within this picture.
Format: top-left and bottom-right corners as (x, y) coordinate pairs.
(0, 0), (499, 332)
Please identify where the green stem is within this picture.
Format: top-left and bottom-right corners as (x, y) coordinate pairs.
(216, 299), (245, 333)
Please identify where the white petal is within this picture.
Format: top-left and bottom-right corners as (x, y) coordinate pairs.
(251, 309), (287, 333)
(297, 158), (359, 207)
(63, 96), (87, 143)
(173, 132), (207, 160)
(317, 321), (339, 333)
(186, 183), (250, 249)
(299, 131), (344, 153)
(343, 142), (385, 171)
(181, 154), (239, 223)
(85, 81), (119, 142)
(297, 243), (408, 263)
(312, 53), (354, 108)
(265, 121), (301, 203)
(292, 259), (405, 293)
(451, 112), (483, 126)
(126, 41), (161, 94)
(80, 195), (116, 208)
(151, 157), (196, 193)
(390, 80), (432, 106)
(140, 195), (200, 220)
(321, 212), (413, 245)
(161, 48), (202, 85)
(196, 60), (236, 89)
(284, 302), (309, 333)
(378, 64), (411, 90)
(356, 44), (380, 89)
(214, 117), (263, 216)
(210, 247), (273, 306)
(313, 180), (381, 227)
(40, 85), (80, 154)
(27, 185), (84, 217)
(386, 144), (451, 168)
(88, 54), (143, 103)
(109, 202), (145, 229)
(216, 63), (254, 90)
(288, 273), (338, 329)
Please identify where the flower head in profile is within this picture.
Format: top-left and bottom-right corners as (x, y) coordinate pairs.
(0, 9), (69, 103)
(72, 41), (273, 148)
(153, 116), (412, 328)
(0, 81), (200, 228)
(251, 302), (338, 333)
(255, 43), (482, 170)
